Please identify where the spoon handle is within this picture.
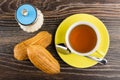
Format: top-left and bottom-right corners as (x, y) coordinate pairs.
(86, 56), (107, 65)
(56, 44), (107, 65)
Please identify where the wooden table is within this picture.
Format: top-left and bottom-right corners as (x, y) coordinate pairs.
(0, 0), (120, 80)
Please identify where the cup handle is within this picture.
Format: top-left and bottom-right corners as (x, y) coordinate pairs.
(92, 50), (107, 64)
(96, 50), (105, 56)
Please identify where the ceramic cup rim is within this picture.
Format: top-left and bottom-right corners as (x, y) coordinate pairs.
(65, 21), (100, 56)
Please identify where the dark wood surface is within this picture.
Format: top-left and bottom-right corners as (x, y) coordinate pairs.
(0, 0), (120, 80)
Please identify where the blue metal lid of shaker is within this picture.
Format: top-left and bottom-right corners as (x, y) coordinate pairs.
(16, 4), (37, 25)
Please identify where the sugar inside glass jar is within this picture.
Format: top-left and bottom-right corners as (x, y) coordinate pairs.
(16, 4), (44, 32)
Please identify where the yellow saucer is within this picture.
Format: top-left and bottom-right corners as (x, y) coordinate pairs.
(55, 14), (109, 68)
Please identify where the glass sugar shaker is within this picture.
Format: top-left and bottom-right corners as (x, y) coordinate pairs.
(16, 4), (44, 32)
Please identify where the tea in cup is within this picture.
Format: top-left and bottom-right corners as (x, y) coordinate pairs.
(65, 21), (100, 56)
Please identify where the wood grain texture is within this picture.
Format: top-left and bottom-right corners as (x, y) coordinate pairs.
(0, 0), (120, 80)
